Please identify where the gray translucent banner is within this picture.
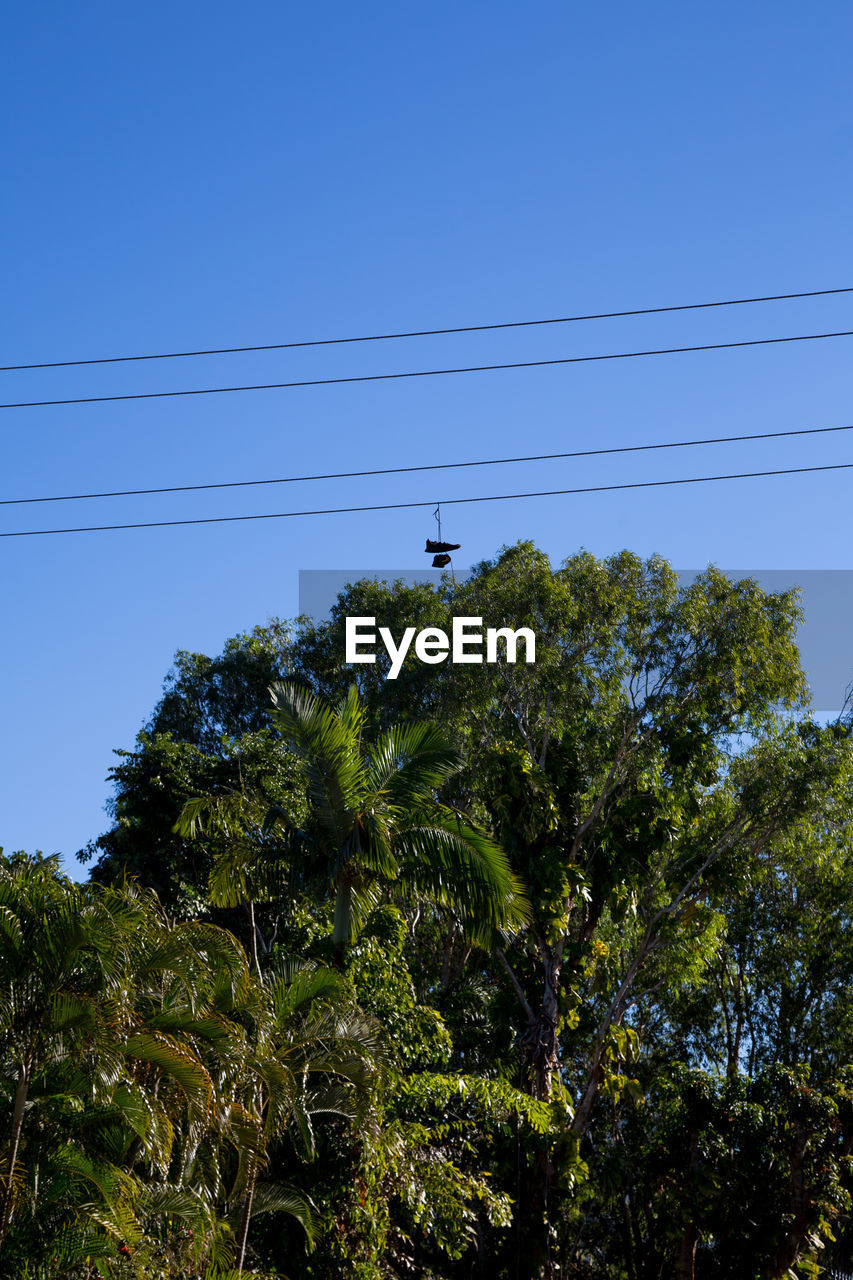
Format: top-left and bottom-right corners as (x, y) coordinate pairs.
(298, 569), (853, 714)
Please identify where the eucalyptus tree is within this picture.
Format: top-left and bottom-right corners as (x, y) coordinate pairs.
(285, 543), (845, 1276)
(642, 724), (853, 1083)
(288, 544), (821, 1111)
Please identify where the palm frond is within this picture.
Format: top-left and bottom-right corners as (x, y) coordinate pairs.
(125, 1032), (214, 1119)
(250, 1181), (320, 1246)
(268, 963), (345, 1023)
(269, 681), (365, 844)
(0, 905), (23, 953)
(367, 721), (462, 802)
(399, 821), (530, 938)
(134, 1183), (216, 1234)
(347, 877), (387, 941)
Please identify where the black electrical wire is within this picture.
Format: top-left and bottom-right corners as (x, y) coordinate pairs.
(3, 460), (852, 538)
(2, 286), (851, 374)
(3, 328), (853, 412)
(3, 421), (852, 508)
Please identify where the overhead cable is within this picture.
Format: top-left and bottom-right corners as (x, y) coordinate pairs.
(2, 420), (852, 508)
(3, 460), (852, 538)
(2, 285), (851, 373)
(3, 328), (853, 412)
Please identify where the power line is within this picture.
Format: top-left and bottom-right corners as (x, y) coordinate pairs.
(3, 420), (853, 508)
(3, 460), (852, 538)
(2, 286), (851, 374)
(3, 328), (853, 412)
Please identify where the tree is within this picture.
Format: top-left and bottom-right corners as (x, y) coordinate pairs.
(180, 681), (529, 966)
(70, 539), (853, 1277)
(289, 546), (814, 1106)
(80, 621), (298, 913)
(0, 852), (388, 1277)
(0, 853), (138, 1256)
(286, 542), (844, 1276)
(569, 1063), (853, 1279)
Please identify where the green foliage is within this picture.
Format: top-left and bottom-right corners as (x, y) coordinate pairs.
(572, 1063), (853, 1278)
(0, 854), (381, 1279)
(15, 540), (853, 1277)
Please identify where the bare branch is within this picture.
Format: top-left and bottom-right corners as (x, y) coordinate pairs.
(495, 947), (535, 1024)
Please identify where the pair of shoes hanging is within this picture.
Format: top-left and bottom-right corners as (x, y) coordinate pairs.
(426, 506), (461, 568)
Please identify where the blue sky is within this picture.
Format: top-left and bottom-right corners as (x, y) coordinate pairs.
(2, 1), (852, 868)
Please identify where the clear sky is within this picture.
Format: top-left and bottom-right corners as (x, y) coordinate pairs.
(2, 1), (852, 869)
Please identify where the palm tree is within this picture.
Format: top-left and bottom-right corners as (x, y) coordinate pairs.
(182, 683), (528, 964)
(270, 682), (528, 956)
(0, 856), (246, 1272)
(0, 853), (378, 1275)
(225, 956), (384, 1271)
(0, 854), (136, 1253)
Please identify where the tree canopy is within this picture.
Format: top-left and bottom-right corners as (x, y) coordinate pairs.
(39, 540), (853, 1277)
